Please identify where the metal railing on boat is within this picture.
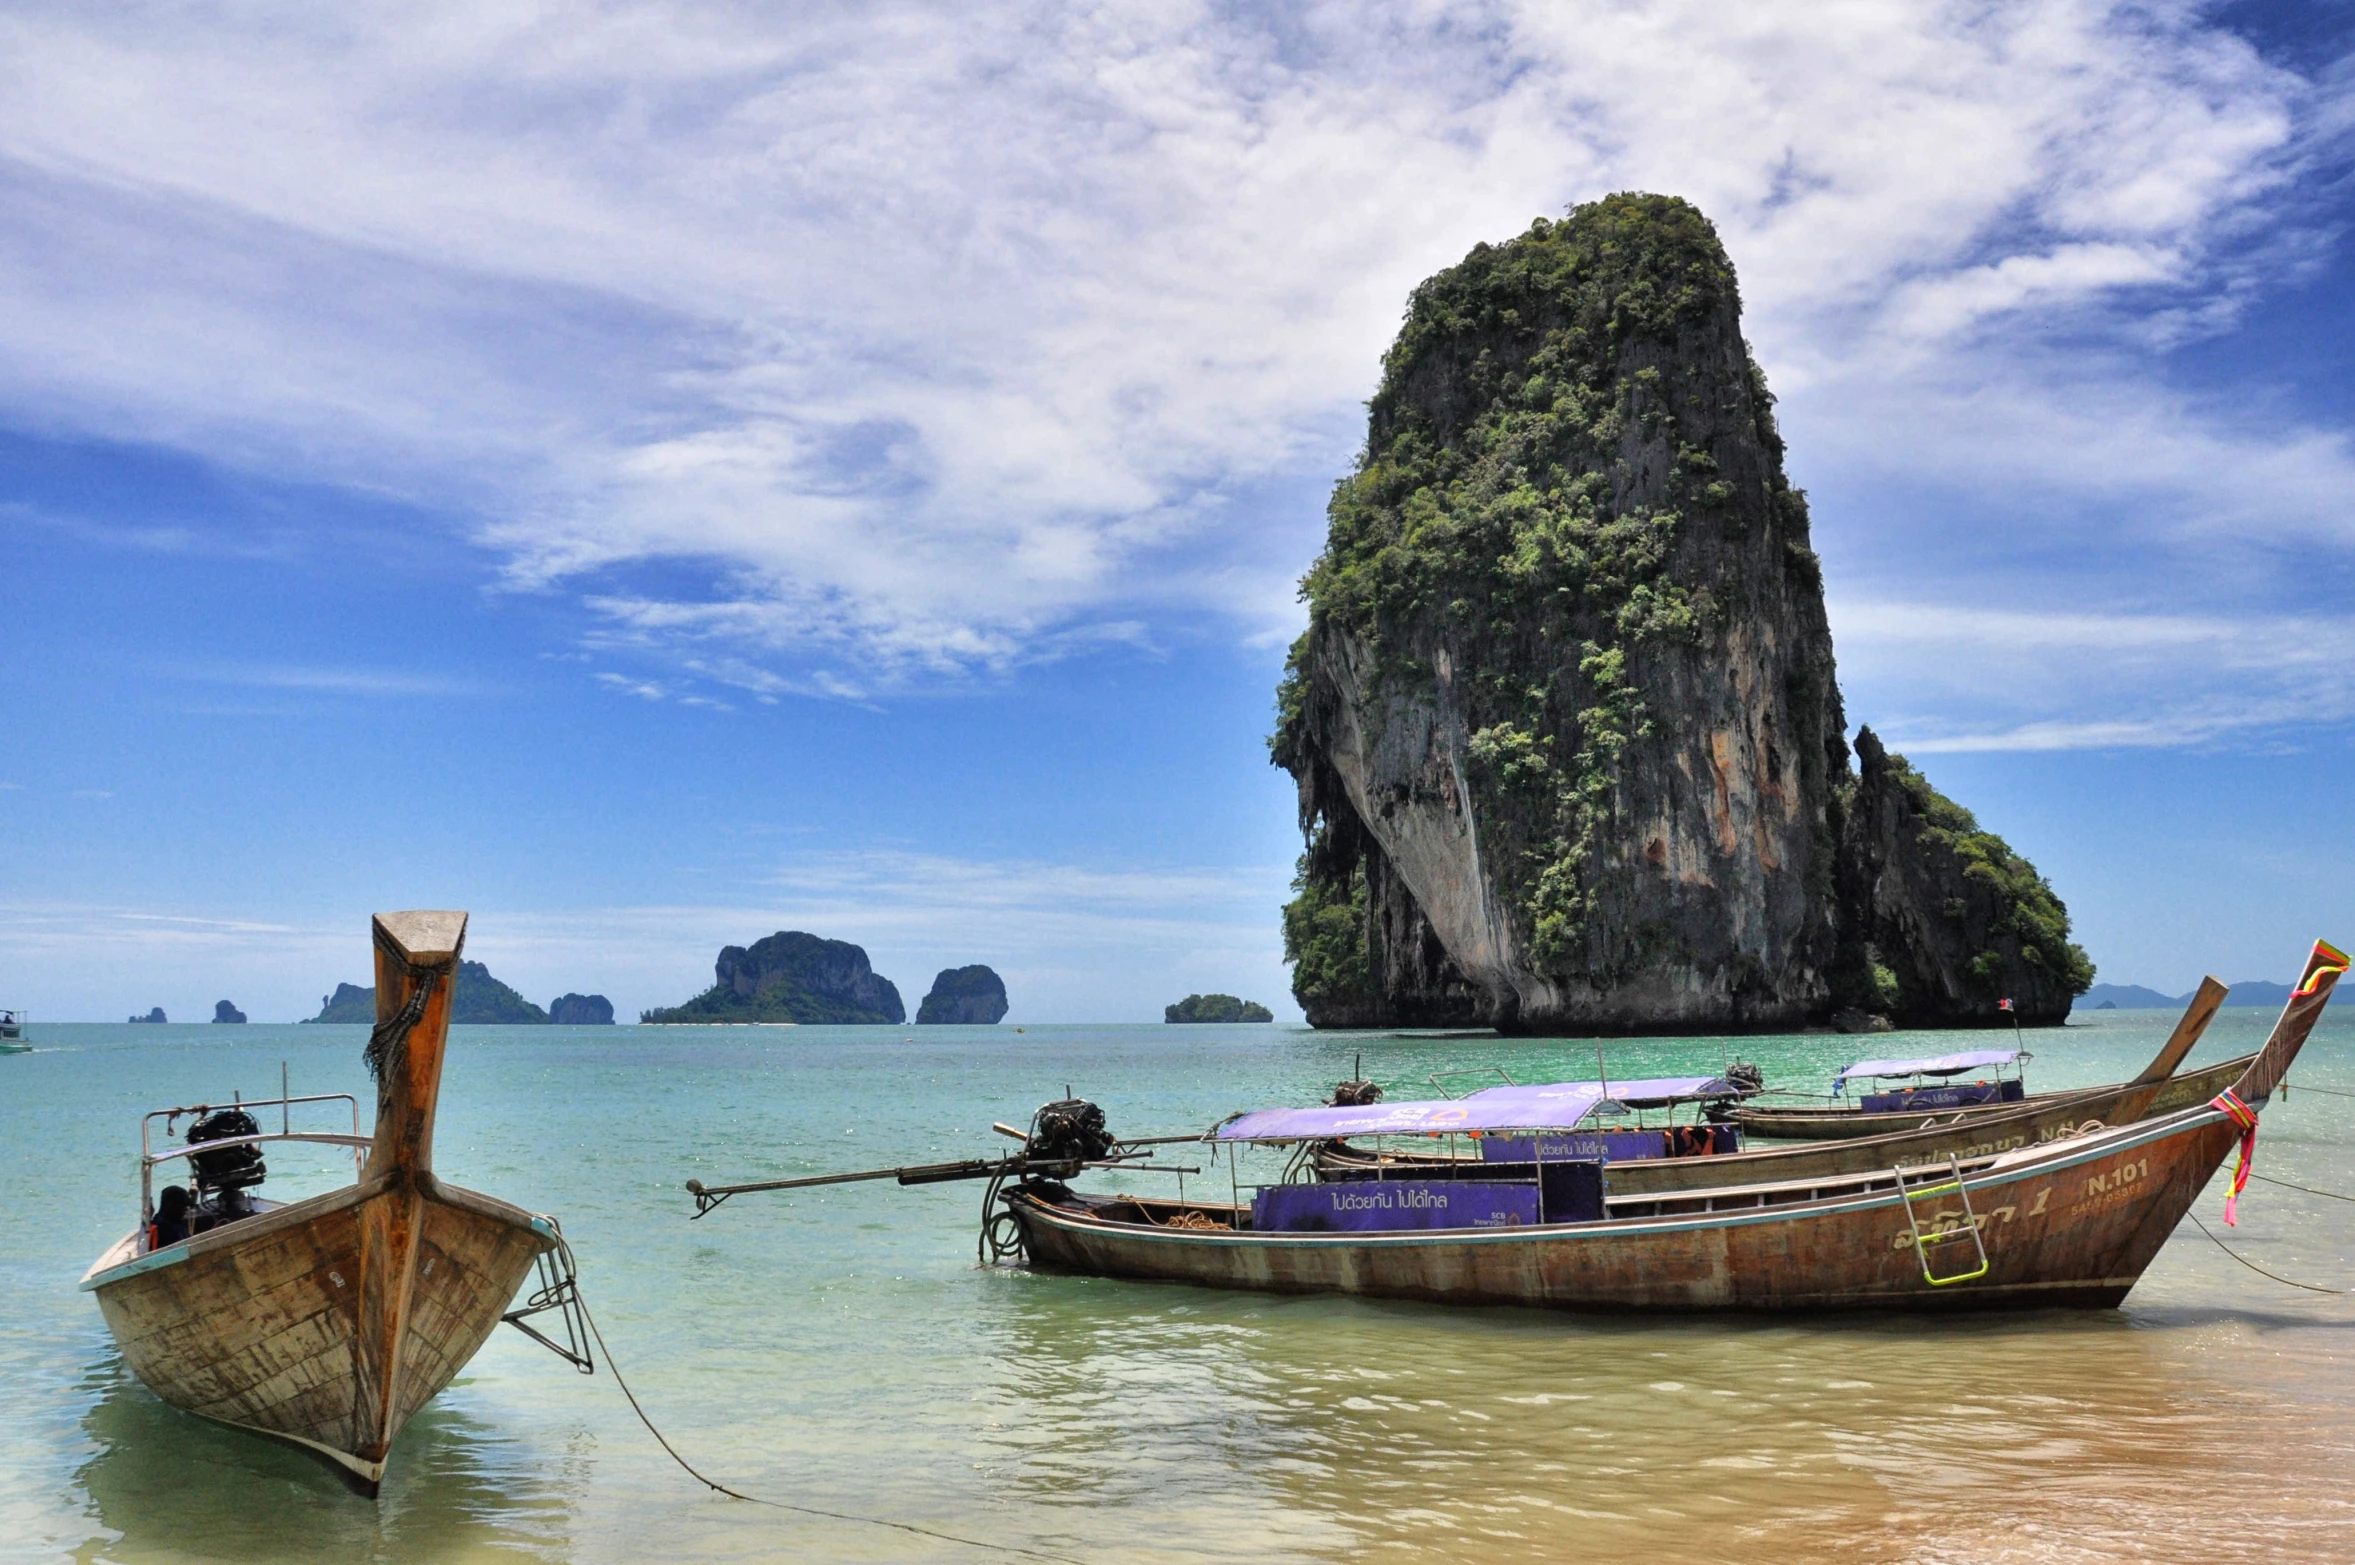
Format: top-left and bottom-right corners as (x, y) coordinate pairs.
(136, 1090), (365, 1239)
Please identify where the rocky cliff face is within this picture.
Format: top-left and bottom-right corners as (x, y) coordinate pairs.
(644, 931), (905, 1024)
(1276, 194), (2090, 1033)
(916, 966), (1007, 1024)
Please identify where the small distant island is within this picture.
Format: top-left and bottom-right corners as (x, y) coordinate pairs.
(129, 1007), (166, 1024)
(917, 965), (1008, 1025)
(2081, 980), (2296, 1010)
(642, 931), (904, 1024)
(1165, 994), (1274, 1023)
(305, 962), (609, 1025)
(212, 1000), (247, 1024)
(549, 993), (615, 1025)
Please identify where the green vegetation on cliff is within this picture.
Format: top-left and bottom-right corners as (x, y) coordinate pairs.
(1277, 194), (1777, 981)
(1280, 851), (1381, 1023)
(1877, 752), (2095, 999)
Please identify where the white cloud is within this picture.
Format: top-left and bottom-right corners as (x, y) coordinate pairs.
(1832, 600), (2355, 751)
(0, 0), (2346, 696)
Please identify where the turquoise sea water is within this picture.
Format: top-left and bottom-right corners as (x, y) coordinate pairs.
(6, 1012), (2355, 1564)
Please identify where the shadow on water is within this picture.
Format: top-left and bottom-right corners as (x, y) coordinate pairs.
(72, 1358), (580, 1565)
(966, 1269), (2355, 1565)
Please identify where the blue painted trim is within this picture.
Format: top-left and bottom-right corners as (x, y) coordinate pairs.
(80, 1243), (190, 1292)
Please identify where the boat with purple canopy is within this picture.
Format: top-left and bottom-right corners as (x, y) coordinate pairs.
(1737, 1046), (2046, 1140)
(1220, 1075), (1741, 1229)
(985, 940), (2346, 1313)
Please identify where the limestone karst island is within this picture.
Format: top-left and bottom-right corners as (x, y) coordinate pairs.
(1275, 194), (2091, 1035)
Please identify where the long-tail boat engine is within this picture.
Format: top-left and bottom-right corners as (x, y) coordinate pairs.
(185, 1107), (267, 1224)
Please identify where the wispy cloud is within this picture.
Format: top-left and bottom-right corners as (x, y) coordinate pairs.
(0, 0), (2347, 715)
(1834, 600), (2355, 751)
(180, 662), (493, 698)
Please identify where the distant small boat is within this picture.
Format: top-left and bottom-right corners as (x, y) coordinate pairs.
(0, 1007), (26, 1052)
(1313, 981), (2239, 1197)
(1732, 999), (2220, 1141)
(80, 912), (583, 1493)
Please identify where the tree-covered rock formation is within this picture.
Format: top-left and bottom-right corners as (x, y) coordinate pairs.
(916, 966), (1008, 1024)
(304, 961), (555, 1024)
(211, 1000), (247, 1024)
(549, 993), (616, 1025)
(1165, 994), (1275, 1023)
(642, 931), (905, 1024)
(1274, 193), (2091, 1033)
(310, 983), (375, 1023)
(1836, 729), (2093, 1024)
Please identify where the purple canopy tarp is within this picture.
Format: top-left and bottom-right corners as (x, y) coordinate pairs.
(1833, 1048), (2025, 1086)
(1212, 1074), (1730, 1142)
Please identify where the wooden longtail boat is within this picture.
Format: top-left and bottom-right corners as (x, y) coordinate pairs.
(1312, 980), (2234, 1198)
(1732, 1000), (2217, 1140)
(80, 912), (573, 1493)
(1002, 951), (2343, 1312)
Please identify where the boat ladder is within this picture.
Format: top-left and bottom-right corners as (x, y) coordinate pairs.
(1895, 1154), (1990, 1287)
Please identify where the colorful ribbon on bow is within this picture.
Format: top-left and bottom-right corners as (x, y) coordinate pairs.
(2208, 1088), (2260, 1226)
(2207, 938), (2351, 1226)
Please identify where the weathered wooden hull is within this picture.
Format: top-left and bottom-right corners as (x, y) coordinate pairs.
(1015, 1106), (2240, 1313)
(82, 911), (556, 1494)
(83, 1172), (549, 1489)
(1314, 1052), (2254, 1198)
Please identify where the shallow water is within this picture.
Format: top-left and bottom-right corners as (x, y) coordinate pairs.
(6, 1012), (2354, 1563)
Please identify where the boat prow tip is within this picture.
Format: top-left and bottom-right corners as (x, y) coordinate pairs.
(371, 910), (468, 963)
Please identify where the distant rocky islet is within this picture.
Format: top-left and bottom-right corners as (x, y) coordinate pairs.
(639, 934), (1012, 1026)
(305, 961), (613, 1025)
(642, 931), (906, 1024)
(1166, 994), (1274, 1023)
(917, 966), (1008, 1025)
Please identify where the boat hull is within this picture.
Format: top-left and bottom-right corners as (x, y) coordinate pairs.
(1015, 1108), (2240, 1314)
(84, 1172), (548, 1490)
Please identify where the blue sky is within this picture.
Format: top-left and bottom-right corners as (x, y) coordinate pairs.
(3, 1), (2353, 1022)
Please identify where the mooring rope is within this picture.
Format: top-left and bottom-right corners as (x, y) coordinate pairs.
(2188, 1212), (2355, 1296)
(564, 1272), (1084, 1564)
(2280, 1079), (2355, 1101)
(2250, 1171), (2355, 1204)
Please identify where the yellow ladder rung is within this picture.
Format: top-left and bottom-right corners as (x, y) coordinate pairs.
(1895, 1154), (1990, 1287)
